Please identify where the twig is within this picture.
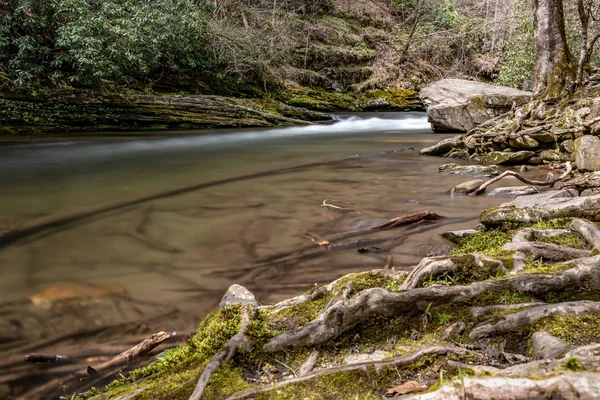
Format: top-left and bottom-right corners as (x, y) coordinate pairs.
(23, 354), (69, 364)
(321, 199), (359, 212)
(469, 162), (572, 196)
(272, 358), (298, 378)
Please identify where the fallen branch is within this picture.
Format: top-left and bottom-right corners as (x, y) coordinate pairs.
(22, 331), (171, 398)
(23, 354), (69, 365)
(263, 255), (600, 352)
(321, 199), (359, 212)
(188, 305), (256, 400)
(226, 346), (473, 400)
(469, 162), (572, 196)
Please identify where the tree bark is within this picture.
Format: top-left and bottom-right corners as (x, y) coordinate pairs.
(532, 0), (574, 99)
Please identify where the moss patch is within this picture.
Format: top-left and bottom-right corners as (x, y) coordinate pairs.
(451, 230), (511, 257)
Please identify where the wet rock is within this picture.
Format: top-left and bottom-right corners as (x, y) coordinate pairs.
(532, 332), (570, 360)
(575, 136), (600, 172)
(488, 186), (539, 197)
(452, 179), (485, 194)
(219, 284), (260, 308)
(509, 135), (539, 150)
(442, 229), (478, 244)
(420, 135), (465, 156)
(529, 156), (543, 164)
(420, 79), (531, 132)
(29, 283), (125, 309)
(438, 163), (500, 177)
(482, 151), (535, 165)
(481, 189), (600, 226)
(343, 350), (387, 365)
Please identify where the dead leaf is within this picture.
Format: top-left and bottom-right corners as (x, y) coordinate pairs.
(387, 380), (426, 395)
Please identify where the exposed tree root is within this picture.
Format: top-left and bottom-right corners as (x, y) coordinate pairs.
(531, 331), (570, 360)
(226, 346), (474, 400)
(470, 301), (600, 340)
(264, 255), (600, 352)
(469, 302), (546, 319)
(469, 162), (572, 196)
(502, 241), (593, 261)
(188, 305), (256, 400)
(407, 372), (600, 399)
(570, 218), (600, 250)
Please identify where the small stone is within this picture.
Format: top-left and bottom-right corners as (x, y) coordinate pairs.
(219, 284), (260, 308)
(575, 136), (600, 172)
(509, 135), (539, 149)
(576, 107), (591, 118)
(438, 163), (500, 177)
(529, 131), (556, 143)
(560, 139), (575, 154)
(452, 179), (485, 194)
(488, 186), (538, 197)
(441, 229), (478, 244)
(482, 151), (535, 165)
(540, 150), (561, 162)
(529, 157), (543, 164)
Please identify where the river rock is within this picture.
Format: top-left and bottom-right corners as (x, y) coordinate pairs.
(480, 189), (600, 226)
(488, 186), (539, 197)
(540, 150), (562, 162)
(529, 131), (556, 143)
(419, 79), (531, 132)
(420, 135), (465, 156)
(452, 179), (484, 194)
(509, 135), (539, 150)
(442, 229), (478, 244)
(575, 136), (600, 172)
(560, 139), (575, 154)
(482, 151), (535, 165)
(438, 163), (500, 177)
(219, 284), (260, 308)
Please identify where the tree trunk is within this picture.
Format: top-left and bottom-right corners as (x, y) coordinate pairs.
(576, 0), (590, 87)
(532, 0), (574, 99)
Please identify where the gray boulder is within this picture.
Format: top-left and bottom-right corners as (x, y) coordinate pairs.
(480, 189), (600, 226)
(452, 179), (485, 194)
(219, 284), (260, 308)
(438, 163), (500, 177)
(420, 79), (531, 132)
(575, 136), (600, 172)
(488, 186), (539, 197)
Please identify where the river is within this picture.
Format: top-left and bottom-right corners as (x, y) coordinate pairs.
(0, 112), (515, 355)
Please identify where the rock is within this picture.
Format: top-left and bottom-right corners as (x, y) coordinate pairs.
(528, 131), (556, 143)
(343, 350), (387, 365)
(575, 136), (600, 172)
(488, 186), (539, 197)
(509, 135), (539, 149)
(219, 284), (260, 308)
(529, 156), (543, 164)
(420, 135), (465, 156)
(29, 283), (125, 309)
(582, 188), (600, 196)
(419, 79), (531, 132)
(452, 179), (485, 194)
(438, 163), (500, 177)
(442, 229), (478, 244)
(540, 150), (562, 162)
(480, 189), (600, 226)
(482, 151), (535, 165)
(560, 139), (575, 154)
(576, 107), (591, 118)
(532, 332), (570, 360)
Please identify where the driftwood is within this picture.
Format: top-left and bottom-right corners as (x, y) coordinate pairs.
(22, 331), (171, 399)
(188, 306), (256, 400)
(469, 162), (572, 196)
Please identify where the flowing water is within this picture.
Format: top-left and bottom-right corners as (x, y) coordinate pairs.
(0, 113), (527, 348)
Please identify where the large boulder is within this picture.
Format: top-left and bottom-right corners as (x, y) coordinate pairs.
(575, 136), (600, 172)
(420, 79), (532, 132)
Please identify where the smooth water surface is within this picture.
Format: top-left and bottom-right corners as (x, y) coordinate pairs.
(0, 113), (522, 339)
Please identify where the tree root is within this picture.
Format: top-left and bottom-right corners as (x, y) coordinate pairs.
(469, 302), (546, 319)
(407, 372), (600, 399)
(188, 305), (256, 400)
(502, 241), (593, 261)
(570, 218), (600, 250)
(470, 301), (600, 340)
(226, 346), (474, 400)
(469, 162), (572, 196)
(263, 255), (600, 352)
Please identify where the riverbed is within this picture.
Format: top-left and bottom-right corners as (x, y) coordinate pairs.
(0, 113), (516, 343)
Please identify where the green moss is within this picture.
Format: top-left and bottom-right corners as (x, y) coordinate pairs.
(562, 357), (584, 371)
(451, 230), (510, 257)
(535, 232), (589, 250)
(539, 316), (600, 345)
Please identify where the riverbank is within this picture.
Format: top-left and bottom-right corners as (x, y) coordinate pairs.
(80, 162), (600, 399)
